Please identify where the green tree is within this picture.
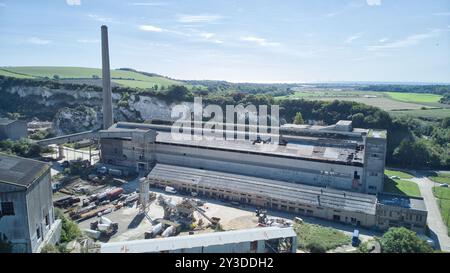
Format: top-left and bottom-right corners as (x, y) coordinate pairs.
(53, 74), (60, 80)
(294, 112), (304, 125)
(55, 208), (81, 243)
(380, 227), (433, 253)
(167, 85), (193, 101)
(442, 116), (450, 128)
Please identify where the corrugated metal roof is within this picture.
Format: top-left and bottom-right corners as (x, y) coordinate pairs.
(148, 164), (377, 215)
(101, 227), (296, 253)
(0, 153), (49, 188)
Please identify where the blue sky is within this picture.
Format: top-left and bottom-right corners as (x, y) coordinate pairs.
(0, 0), (449, 83)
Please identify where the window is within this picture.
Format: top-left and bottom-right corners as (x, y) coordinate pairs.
(1, 202), (14, 216)
(250, 241), (258, 251)
(368, 185), (377, 190)
(36, 226), (41, 240)
(45, 213), (50, 227)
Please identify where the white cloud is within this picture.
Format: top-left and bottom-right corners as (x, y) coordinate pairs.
(87, 14), (113, 23)
(139, 25), (164, 32)
(197, 32), (223, 44)
(366, 29), (445, 51)
(66, 0), (81, 6)
(240, 36), (280, 47)
(366, 0), (381, 6)
(199, 32), (215, 39)
(28, 37), (51, 45)
(131, 2), (167, 6)
(77, 39), (100, 44)
(433, 12), (450, 16)
(378, 37), (388, 43)
(177, 14), (222, 23)
(345, 33), (362, 43)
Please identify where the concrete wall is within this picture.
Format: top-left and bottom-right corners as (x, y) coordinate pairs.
(0, 184), (30, 252)
(0, 169), (56, 253)
(161, 238), (295, 253)
(0, 120), (27, 140)
(25, 168), (55, 253)
(363, 136), (387, 194)
(376, 204), (427, 233)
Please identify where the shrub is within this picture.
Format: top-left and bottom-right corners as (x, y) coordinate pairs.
(41, 244), (59, 253)
(306, 241), (326, 253)
(55, 208), (81, 243)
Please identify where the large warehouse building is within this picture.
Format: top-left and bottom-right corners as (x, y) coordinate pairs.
(99, 120), (387, 195)
(97, 121), (428, 232)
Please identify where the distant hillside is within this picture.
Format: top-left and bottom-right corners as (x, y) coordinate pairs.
(0, 66), (186, 90)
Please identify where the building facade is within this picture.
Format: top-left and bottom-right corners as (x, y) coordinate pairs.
(0, 118), (27, 141)
(147, 163), (378, 228)
(0, 154), (61, 253)
(376, 193), (428, 233)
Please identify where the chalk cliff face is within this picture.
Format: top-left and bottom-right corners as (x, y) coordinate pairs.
(1, 86), (193, 135)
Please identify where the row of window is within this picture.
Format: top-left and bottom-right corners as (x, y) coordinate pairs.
(378, 210), (424, 222)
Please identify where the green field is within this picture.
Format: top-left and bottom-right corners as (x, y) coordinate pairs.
(113, 79), (182, 89)
(275, 89), (449, 118)
(385, 92), (443, 104)
(293, 222), (350, 252)
(384, 169), (414, 179)
(389, 108), (450, 119)
(0, 66), (184, 89)
(432, 187), (450, 234)
(429, 173), (450, 185)
(383, 178), (421, 197)
(0, 68), (36, 79)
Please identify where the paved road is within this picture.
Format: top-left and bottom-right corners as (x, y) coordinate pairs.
(411, 174), (450, 252)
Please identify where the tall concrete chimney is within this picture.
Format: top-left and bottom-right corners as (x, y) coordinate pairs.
(101, 25), (113, 129)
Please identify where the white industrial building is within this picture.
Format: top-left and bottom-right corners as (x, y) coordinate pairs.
(0, 153), (61, 252)
(100, 226), (297, 253)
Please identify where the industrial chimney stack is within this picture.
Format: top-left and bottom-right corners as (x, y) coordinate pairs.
(101, 25), (113, 129)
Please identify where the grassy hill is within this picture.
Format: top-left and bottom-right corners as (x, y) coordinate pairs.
(0, 66), (185, 89)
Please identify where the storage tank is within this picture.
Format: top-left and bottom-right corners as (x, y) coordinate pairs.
(161, 226), (176, 237)
(107, 187), (124, 200)
(146, 223), (164, 238)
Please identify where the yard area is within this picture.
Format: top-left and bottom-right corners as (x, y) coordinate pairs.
(432, 187), (450, 235)
(429, 172), (450, 185)
(293, 222), (350, 252)
(383, 178), (421, 198)
(384, 169), (414, 179)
